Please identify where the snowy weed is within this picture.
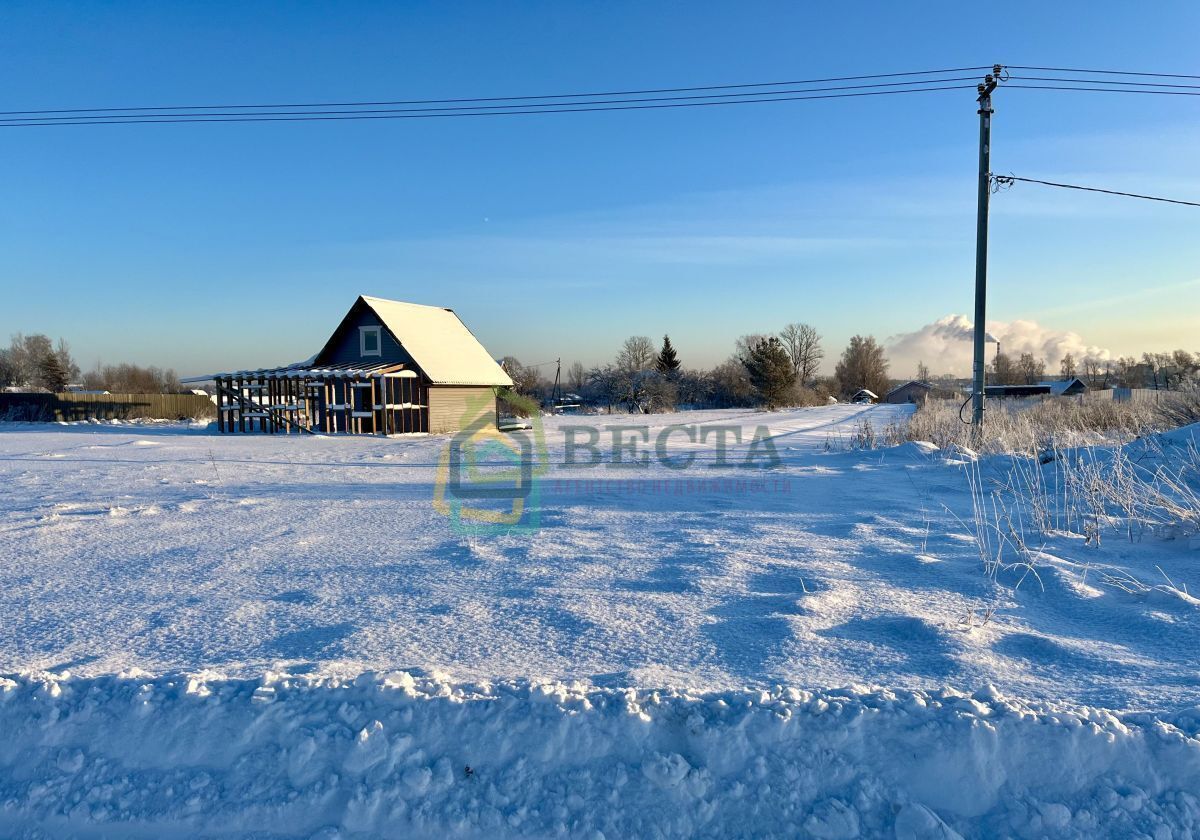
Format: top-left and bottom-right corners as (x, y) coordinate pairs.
(906, 395), (1191, 457)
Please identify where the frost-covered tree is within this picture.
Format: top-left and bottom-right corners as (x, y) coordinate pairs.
(673, 369), (712, 408)
(708, 358), (756, 408)
(500, 357), (541, 397)
(587, 364), (669, 414)
(580, 336), (671, 412)
(916, 360), (931, 383)
(616, 336), (655, 374)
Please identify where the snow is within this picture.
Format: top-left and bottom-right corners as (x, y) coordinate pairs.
(1, 405), (1198, 837)
(0, 672), (1195, 835)
(1, 673), (1197, 837)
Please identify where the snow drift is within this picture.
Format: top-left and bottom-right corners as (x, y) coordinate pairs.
(3, 671), (1198, 838)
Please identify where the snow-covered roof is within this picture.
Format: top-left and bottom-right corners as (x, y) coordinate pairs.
(884, 381), (932, 398)
(189, 362), (419, 381)
(1036, 377), (1087, 396)
(851, 389), (879, 399)
(358, 296), (513, 387)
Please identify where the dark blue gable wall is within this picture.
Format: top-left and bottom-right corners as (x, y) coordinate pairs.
(314, 305), (419, 370)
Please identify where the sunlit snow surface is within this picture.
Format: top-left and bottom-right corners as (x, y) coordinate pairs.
(2, 406), (1199, 837)
(1, 404), (1196, 708)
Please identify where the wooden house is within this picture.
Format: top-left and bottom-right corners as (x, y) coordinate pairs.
(984, 384), (1052, 399)
(208, 296), (513, 435)
(1037, 377), (1088, 397)
(884, 381), (933, 405)
(884, 381), (963, 405)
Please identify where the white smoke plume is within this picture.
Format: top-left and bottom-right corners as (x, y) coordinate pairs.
(886, 314), (1110, 378)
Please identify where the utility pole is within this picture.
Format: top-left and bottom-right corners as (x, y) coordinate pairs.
(550, 358), (561, 412)
(971, 65), (1002, 427)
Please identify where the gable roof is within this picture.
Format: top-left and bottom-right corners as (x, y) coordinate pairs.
(884, 380), (933, 398)
(1036, 377), (1087, 396)
(318, 296), (513, 387)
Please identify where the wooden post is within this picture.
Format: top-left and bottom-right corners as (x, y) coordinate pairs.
(215, 379), (225, 433)
(371, 376), (379, 435)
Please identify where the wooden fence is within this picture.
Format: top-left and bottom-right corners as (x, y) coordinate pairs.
(0, 392), (216, 422)
(1081, 387), (1168, 404)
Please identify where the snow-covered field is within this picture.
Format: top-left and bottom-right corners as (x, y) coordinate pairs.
(2, 404), (1198, 837)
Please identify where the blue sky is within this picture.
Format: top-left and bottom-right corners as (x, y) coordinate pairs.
(1, 1), (1197, 379)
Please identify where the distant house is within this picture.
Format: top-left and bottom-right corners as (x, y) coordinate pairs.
(201, 295), (513, 435)
(1037, 377), (1088, 397)
(884, 381), (962, 405)
(850, 389), (879, 404)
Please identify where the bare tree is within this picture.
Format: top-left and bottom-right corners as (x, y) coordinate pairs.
(566, 361), (586, 393)
(1142, 352), (1165, 390)
(0, 349), (15, 388)
(54, 339), (80, 384)
(779, 323), (823, 385)
(500, 356), (542, 398)
(1083, 357), (1110, 388)
(734, 334), (771, 366)
(616, 336), (655, 373)
(1060, 353), (1077, 378)
(1, 334), (79, 391)
(834, 335), (889, 398)
(4, 334), (52, 389)
(915, 360), (931, 383)
(1113, 356), (1140, 388)
(709, 358), (757, 408)
(1016, 353), (1045, 385)
(82, 363), (181, 393)
(990, 351), (1018, 385)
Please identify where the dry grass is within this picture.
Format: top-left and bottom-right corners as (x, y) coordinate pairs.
(906, 391), (1200, 456)
(925, 396), (1200, 591)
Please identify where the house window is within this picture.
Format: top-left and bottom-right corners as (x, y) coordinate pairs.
(359, 326), (382, 357)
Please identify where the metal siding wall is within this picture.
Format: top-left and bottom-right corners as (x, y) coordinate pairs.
(427, 386), (496, 434)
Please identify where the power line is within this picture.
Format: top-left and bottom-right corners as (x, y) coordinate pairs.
(0, 77), (986, 124)
(991, 174), (1200, 208)
(0, 65), (996, 117)
(0, 84), (979, 127)
(1006, 84), (1200, 96)
(7, 63), (1200, 129)
(1006, 64), (1200, 80)
(1009, 75), (1200, 90)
